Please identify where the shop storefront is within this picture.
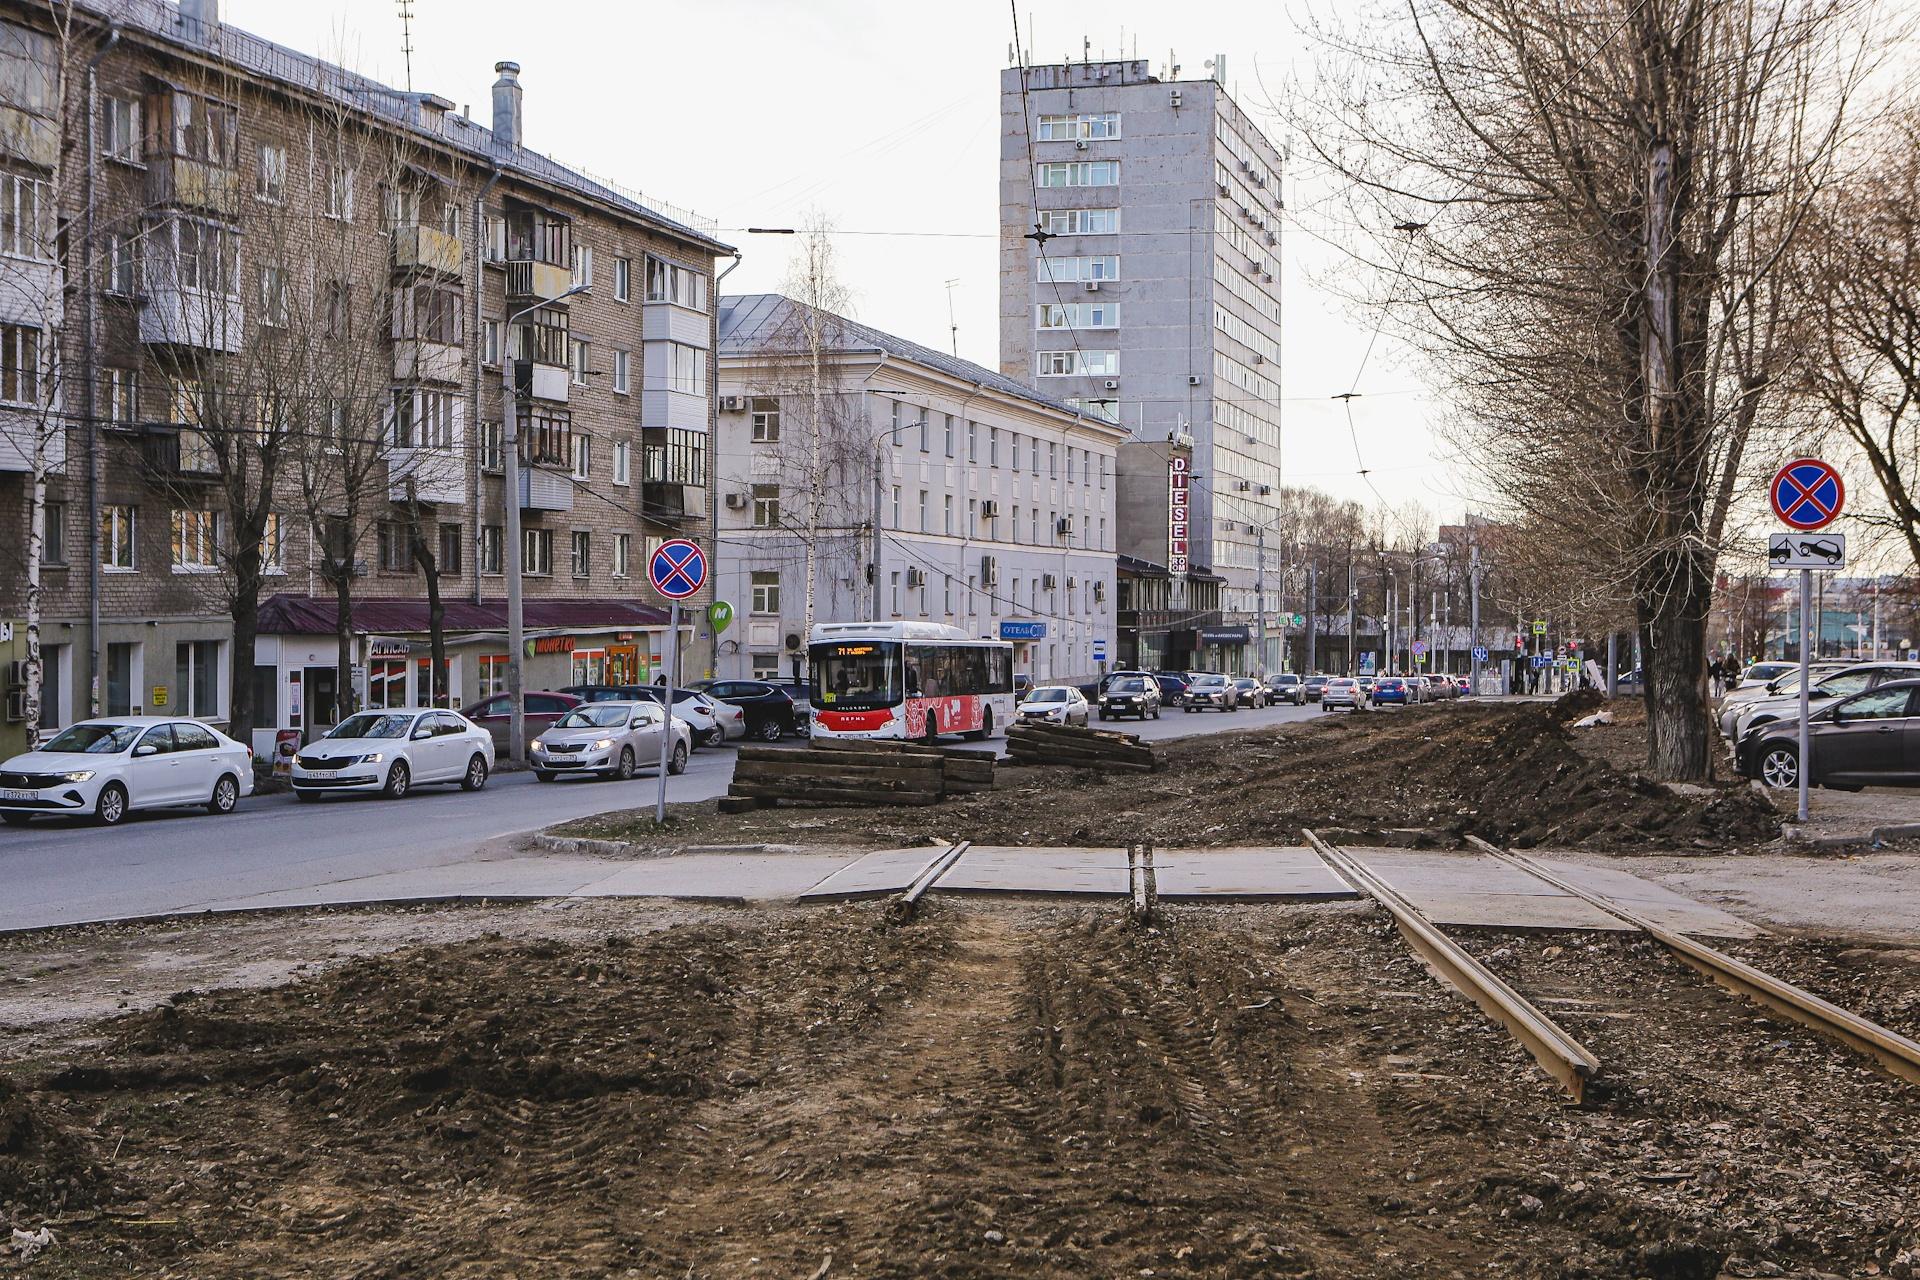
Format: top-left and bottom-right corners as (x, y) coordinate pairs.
(1000, 619), (1048, 683)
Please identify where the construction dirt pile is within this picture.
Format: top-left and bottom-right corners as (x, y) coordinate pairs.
(567, 702), (1781, 852)
(4, 900), (1915, 1278)
(0, 1075), (95, 1220)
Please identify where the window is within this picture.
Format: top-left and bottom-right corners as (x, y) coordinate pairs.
(367, 659), (407, 710)
(967, 420), (978, 462)
(917, 412), (929, 453)
(751, 397), (780, 442)
(571, 243), (594, 290)
(1011, 436), (1023, 472)
(160, 218), (239, 295)
(613, 439), (631, 486)
(1035, 255), (1119, 284)
(943, 494), (953, 535)
(103, 95), (141, 162)
(395, 284), (461, 345)
(642, 428), (707, 485)
(612, 348), (630, 394)
(1037, 301), (1120, 328)
(376, 519), (411, 572)
(1012, 506), (1021, 542)
(0, 172), (49, 261)
(570, 530), (591, 578)
(36, 643), (63, 730)
(645, 255), (707, 310)
(751, 570), (780, 614)
(106, 233), (137, 294)
(479, 524), (503, 574)
(612, 533), (630, 578)
(482, 318), (502, 366)
(890, 486), (900, 528)
(944, 414), (955, 458)
(751, 653), (780, 681)
(259, 263), (288, 327)
(325, 165), (355, 220)
(0, 323), (37, 403)
(751, 484), (780, 528)
(614, 256), (631, 302)
(1035, 160), (1119, 187)
(104, 641), (137, 715)
(662, 342), (706, 394)
(1044, 351), (1121, 376)
(170, 509), (221, 571)
(479, 654), (508, 697)
(105, 368), (138, 425)
(438, 523), (463, 576)
(391, 388), (455, 449)
(1038, 208), (1120, 236)
(570, 433), (591, 480)
(1037, 112), (1120, 141)
(175, 640), (221, 718)
(571, 338), (590, 386)
(523, 527), (552, 575)
(1049, 442), (1058, 477)
(40, 499), (63, 563)
(478, 420), (504, 472)
(256, 144), (285, 202)
(918, 489), (928, 533)
(989, 426), (1000, 466)
(967, 498), (977, 537)
(890, 571), (901, 616)
(519, 405), (573, 466)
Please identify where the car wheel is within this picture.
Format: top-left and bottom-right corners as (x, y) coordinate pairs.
(1152, 706), (1161, 719)
(756, 718), (783, 742)
(613, 747), (636, 781)
(382, 760), (411, 799)
(922, 711), (939, 744)
(668, 741), (688, 776)
(462, 754), (490, 791)
(1760, 745), (1800, 790)
(1098, 710), (1109, 721)
(535, 771), (556, 783)
(95, 782), (129, 826)
(1, 812), (31, 827)
(206, 773), (240, 815)
(701, 727), (724, 749)
(1185, 706), (1195, 713)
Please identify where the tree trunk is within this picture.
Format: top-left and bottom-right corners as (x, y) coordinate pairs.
(229, 550), (262, 751)
(334, 571), (356, 720)
(404, 493), (447, 705)
(1638, 549), (1713, 781)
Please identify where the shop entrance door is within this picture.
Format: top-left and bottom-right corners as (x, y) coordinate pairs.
(303, 666), (339, 740)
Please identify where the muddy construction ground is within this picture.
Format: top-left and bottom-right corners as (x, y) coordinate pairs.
(4, 896), (1920, 1279)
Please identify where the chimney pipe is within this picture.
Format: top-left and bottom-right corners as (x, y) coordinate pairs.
(491, 61), (522, 149)
(178, 0), (219, 42)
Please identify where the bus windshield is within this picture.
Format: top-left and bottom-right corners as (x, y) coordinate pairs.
(814, 641), (903, 709)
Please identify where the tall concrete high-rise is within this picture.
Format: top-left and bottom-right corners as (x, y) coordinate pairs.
(999, 57), (1285, 672)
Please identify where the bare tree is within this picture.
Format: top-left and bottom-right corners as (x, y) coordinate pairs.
(1297, 0), (1875, 778)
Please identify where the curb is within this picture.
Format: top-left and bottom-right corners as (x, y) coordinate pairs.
(525, 834), (804, 859)
(1782, 820), (1920, 849)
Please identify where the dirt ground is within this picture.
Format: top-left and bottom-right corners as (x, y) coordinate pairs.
(4, 898), (1918, 1279)
(561, 701), (1780, 854)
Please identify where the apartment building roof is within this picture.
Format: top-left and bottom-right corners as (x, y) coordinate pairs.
(83, 0), (732, 255)
(718, 292), (1105, 425)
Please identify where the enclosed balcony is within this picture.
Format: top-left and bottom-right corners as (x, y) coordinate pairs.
(390, 223), (463, 278)
(517, 465), (574, 512)
(140, 283), (244, 353)
(0, 407), (62, 474)
(503, 258), (572, 303)
(145, 156), (242, 216)
(139, 427), (221, 486)
(143, 88), (241, 214)
(388, 447), (463, 505)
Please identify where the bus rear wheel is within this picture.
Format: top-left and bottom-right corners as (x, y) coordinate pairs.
(965, 708), (993, 742)
(922, 711), (939, 744)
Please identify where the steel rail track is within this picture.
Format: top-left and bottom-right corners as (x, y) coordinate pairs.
(1303, 830), (1601, 1102)
(887, 840), (971, 921)
(1463, 835), (1920, 1087)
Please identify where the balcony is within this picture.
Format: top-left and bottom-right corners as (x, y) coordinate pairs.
(146, 156), (242, 216)
(642, 480), (702, 527)
(140, 427), (221, 486)
(0, 104), (56, 169)
(518, 465), (574, 512)
(503, 258), (572, 303)
(390, 224), (463, 278)
(388, 446), (464, 505)
(512, 359), (569, 405)
(640, 387), (708, 431)
(139, 284), (244, 353)
(0, 406), (62, 474)
(394, 339), (463, 384)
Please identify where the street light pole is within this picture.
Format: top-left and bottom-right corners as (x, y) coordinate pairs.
(1254, 524), (1267, 677)
(503, 283), (589, 765)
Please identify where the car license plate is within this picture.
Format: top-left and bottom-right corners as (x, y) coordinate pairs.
(303, 769), (338, 779)
(2, 788), (33, 801)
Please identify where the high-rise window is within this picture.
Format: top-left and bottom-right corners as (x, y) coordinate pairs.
(1036, 255), (1119, 284)
(1037, 302), (1119, 329)
(1035, 160), (1119, 187)
(1038, 208), (1119, 236)
(1037, 113), (1120, 141)
(1036, 351), (1119, 377)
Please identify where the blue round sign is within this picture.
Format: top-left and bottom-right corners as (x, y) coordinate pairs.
(1472, 646), (1488, 662)
(648, 538), (708, 600)
(1769, 458), (1844, 532)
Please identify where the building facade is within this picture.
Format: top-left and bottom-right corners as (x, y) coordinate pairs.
(715, 293), (1126, 687)
(998, 57), (1286, 673)
(0, 0), (728, 757)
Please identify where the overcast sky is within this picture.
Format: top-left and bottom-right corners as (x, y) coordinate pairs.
(225, 0), (1463, 518)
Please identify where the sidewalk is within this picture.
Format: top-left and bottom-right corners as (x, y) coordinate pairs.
(1781, 786), (1920, 846)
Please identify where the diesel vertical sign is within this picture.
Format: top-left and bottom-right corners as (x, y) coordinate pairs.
(1168, 455), (1191, 574)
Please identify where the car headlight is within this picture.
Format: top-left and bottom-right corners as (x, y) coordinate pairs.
(60, 770), (95, 783)
(532, 737), (546, 751)
(364, 752), (384, 765)
(591, 738), (614, 751)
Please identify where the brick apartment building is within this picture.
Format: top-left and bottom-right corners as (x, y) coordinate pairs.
(0, 0), (730, 757)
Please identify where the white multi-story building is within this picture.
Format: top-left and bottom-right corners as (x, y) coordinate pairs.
(999, 57), (1286, 672)
(715, 293), (1127, 686)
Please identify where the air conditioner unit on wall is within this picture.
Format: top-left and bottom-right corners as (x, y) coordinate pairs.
(1056, 516), (1073, 536)
(1043, 573), (1057, 590)
(1075, 139), (1089, 150)
(3, 690), (22, 723)
(1103, 379), (1119, 390)
(719, 395), (747, 412)
(2, 660), (23, 688)
(1084, 280), (1101, 292)
(1188, 374), (1202, 387)
(724, 491), (748, 509)
(981, 554), (999, 586)
(980, 499), (1000, 518)
(907, 567), (924, 587)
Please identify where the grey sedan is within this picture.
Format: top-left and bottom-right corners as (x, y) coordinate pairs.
(531, 701), (691, 782)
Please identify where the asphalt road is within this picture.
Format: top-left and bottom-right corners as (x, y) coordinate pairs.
(0, 696), (1385, 932)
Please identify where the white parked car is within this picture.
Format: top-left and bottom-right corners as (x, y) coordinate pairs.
(0, 717), (254, 827)
(1017, 685), (1090, 726)
(632, 688), (745, 748)
(291, 708), (493, 801)
(532, 701), (691, 782)
(1321, 677), (1369, 712)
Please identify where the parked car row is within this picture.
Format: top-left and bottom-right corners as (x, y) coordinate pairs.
(1721, 660), (1920, 792)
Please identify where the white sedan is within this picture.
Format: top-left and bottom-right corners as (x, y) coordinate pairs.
(291, 708), (493, 801)
(0, 716), (254, 827)
(532, 701), (692, 782)
(1017, 686), (1091, 726)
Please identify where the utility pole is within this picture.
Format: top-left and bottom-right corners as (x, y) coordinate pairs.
(1469, 534), (1481, 694)
(1305, 564), (1317, 674)
(1254, 525), (1267, 677)
(1347, 562), (1357, 676)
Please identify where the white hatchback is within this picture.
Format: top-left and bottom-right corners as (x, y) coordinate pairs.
(0, 717), (254, 827)
(291, 708), (494, 801)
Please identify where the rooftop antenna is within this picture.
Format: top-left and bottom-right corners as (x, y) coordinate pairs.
(396, 0), (415, 91)
(944, 278), (961, 357)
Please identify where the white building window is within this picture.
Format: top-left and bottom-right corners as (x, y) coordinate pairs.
(1037, 302), (1119, 329)
(613, 439), (630, 485)
(751, 570), (780, 614)
(170, 508), (221, 571)
(1036, 160), (1119, 187)
(1039, 208), (1119, 236)
(1037, 112), (1120, 141)
(612, 532), (630, 578)
(1036, 350), (1118, 377)
(614, 256), (631, 302)
(1035, 255), (1119, 284)
(750, 397), (780, 443)
(612, 348), (630, 394)
(570, 433), (591, 480)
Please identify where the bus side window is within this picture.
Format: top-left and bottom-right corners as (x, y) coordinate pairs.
(923, 649), (947, 698)
(905, 650), (923, 696)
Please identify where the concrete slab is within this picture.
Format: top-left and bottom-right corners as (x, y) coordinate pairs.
(800, 846), (948, 901)
(1342, 848), (1759, 938)
(1153, 847), (1359, 901)
(935, 846), (1130, 896)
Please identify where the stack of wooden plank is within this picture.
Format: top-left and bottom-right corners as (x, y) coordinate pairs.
(1004, 721), (1164, 772)
(718, 739), (997, 811)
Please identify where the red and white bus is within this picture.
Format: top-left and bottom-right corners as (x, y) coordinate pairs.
(808, 622), (1016, 741)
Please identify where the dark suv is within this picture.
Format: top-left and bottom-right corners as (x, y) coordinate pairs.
(1098, 674), (1162, 721)
(689, 679), (798, 741)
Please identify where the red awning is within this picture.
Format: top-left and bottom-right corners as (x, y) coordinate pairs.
(257, 594), (670, 636)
